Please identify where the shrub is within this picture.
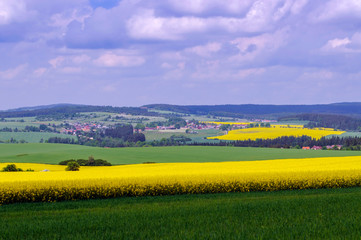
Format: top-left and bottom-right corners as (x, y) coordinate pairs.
(65, 161), (80, 171)
(2, 164), (23, 172)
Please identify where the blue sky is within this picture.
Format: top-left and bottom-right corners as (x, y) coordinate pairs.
(1, 0), (361, 110)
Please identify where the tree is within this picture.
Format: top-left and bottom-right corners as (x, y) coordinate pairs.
(65, 161), (80, 171)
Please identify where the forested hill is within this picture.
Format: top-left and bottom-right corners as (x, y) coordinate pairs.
(0, 105), (159, 118)
(144, 103), (361, 118)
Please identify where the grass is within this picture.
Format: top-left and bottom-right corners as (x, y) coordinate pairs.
(1, 187), (361, 239)
(1, 143), (361, 165)
(0, 132), (76, 143)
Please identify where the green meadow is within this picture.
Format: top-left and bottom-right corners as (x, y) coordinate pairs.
(1, 143), (361, 165)
(1, 188), (361, 239)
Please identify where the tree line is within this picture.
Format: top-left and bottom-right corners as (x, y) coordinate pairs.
(190, 135), (361, 150)
(279, 113), (361, 131)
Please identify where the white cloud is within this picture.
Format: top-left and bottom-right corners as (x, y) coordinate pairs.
(127, 9), (208, 40)
(161, 62), (172, 69)
(312, 0), (361, 22)
(321, 32), (361, 53)
(185, 42), (222, 57)
(49, 56), (65, 68)
(93, 52), (145, 67)
(33, 67), (47, 77)
(166, 0), (253, 15)
(0, 1), (30, 25)
(0, 64), (27, 79)
(229, 28), (288, 63)
(126, 2), (302, 41)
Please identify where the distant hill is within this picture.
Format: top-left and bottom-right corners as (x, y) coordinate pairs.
(143, 103), (361, 118)
(3, 103), (83, 112)
(0, 104), (159, 118)
(2, 102), (361, 119)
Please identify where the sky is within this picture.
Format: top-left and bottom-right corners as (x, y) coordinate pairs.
(1, 0), (361, 110)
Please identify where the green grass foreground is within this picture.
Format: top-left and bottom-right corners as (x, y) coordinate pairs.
(1, 188), (361, 239)
(1, 143), (361, 164)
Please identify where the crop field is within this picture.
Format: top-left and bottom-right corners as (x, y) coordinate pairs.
(209, 125), (345, 140)
(0, 132), (76, 143)
(2, 144), (361, 165)
(1, 156), (361, 204)
(1, 188), (361, 239)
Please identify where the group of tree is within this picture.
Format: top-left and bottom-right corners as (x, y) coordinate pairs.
(59, 156), (112, 166)
(279, 113), (361, 131)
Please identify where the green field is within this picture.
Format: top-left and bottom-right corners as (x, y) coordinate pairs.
(0, 132), (76, 143)
(1, 143), (361, 165)
(1, 187), (361, 239)
(144, 129), (222, 141)
(0, 121), (40, 130)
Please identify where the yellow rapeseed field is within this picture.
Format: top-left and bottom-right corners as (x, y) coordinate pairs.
(1, 156), (361, 204)
(208, 125), (344, 140)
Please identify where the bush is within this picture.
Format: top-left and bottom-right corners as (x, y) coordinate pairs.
(65, 161), (80, 171)
(2, 164), (23, 172)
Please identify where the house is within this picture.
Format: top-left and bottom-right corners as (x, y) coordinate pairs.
(311, 146), (322, 150)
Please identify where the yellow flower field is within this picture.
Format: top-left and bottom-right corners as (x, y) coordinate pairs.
(1, 156), (361, 204)
(208, 125), (344, 140)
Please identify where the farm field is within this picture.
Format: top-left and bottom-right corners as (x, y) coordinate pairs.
(2, 188), (361, 239)
(0, 132), (76, 143)
(209, 125), (345, 141)
(1, 144), (361, 165)
(2, 156), (361, 204)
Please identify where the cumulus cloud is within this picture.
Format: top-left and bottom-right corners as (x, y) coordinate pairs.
(93, 52), (145, 67)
